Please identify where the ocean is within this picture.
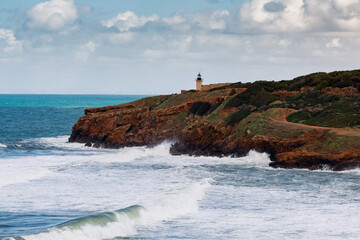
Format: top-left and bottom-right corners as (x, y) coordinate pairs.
(0, 94), (360, 240)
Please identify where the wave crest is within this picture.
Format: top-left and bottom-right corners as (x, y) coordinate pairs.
(19, 178), (212, 240)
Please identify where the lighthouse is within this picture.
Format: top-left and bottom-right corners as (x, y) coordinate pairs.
(196, 73), (203, 91)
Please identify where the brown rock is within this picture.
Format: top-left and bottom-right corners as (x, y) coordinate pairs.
(69, 90), (360, 171)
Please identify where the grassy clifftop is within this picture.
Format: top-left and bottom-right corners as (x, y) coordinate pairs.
(217, 70), (360, 128)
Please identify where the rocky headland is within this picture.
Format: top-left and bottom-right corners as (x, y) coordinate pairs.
(69, 70), (360, 171)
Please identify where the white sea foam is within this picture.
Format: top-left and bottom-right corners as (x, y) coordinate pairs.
(0, 142), (270, 213)
(3, 139), (360, 240)
(31, 136), (88, 150)
(23, 136), (270, 167)
(0, 143), (6, 148)
(237, 150), (271, 168)
(341, 168), (360, 175)
(162, 150), (271, 169)
(29, 136), (172, 163)
(140, 178), (213, 222)
(90, 142), (172, 164)
(21, 178), (212, 240)
(0, 166), (54, 188)
(23, 216), (137, 240)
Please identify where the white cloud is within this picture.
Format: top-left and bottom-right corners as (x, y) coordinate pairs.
(94, 4), (360, 68)
(169, 36), (193, 50)
(85, 41), (99, 52)
(240, 0), (308, 32)
(27, 0), (78, 31)
(239, 0), (360, 33)
(103, 10), (230, 33)
(75, 41), (99, 61)
(162, 13), (186, 25)
(0, 28), (23, 53)
(326, 38), (342, 48)
(279, 39), (293, 47)
(108, 33), (134, 44)
(102, 11), (159, 32)
(192, 10), (230, 30)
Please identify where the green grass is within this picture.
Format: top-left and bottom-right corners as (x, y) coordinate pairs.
(235, 112), (270, 137)
(207, 112), (221, 124)
(224, 86), (278, 109)
(131, 95), (171, 109)
(154, 90), (230, 110)
(154, 94), (184, 109)
(287, 98), (360, 127)
(225, 105), (251, 126)
(232, 109), (305, 139)
(215, 69), (360, 93)
(305, 131), (360, 154)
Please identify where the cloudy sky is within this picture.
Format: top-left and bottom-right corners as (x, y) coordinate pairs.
(1, 0), (360, 94)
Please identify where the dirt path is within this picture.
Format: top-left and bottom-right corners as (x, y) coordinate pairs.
(268, 108), (360, 137)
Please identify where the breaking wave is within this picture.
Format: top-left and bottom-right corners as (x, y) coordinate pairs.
(14, 178), (212, 240)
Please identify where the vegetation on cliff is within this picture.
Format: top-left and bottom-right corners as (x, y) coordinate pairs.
(70, 70), (360, 171)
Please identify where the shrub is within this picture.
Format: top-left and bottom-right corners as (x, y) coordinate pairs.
(286, 98), (360, 127)
(229, 89), (236, 96)
(224, 97), (244, 109)
(352, 77), (360, 91)
(225, 105), (251, 126)
(207, 100), (224, 114)
(315, 80), (329, 90)
(287, 110), (313, 123)
(224, 86), (278, 109)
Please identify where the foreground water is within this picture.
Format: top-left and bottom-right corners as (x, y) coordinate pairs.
(1, 95), (360, 240)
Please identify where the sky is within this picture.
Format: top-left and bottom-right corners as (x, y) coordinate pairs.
(0, 0), (360, 94)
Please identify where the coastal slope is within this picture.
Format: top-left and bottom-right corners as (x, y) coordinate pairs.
(69, 70), (360, 171)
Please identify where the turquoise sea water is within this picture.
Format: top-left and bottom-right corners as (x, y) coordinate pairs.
(1, 95), (360, 240)
(0, 95), (147, 140)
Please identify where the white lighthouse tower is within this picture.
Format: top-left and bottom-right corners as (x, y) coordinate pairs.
(196, 73), (203, 91)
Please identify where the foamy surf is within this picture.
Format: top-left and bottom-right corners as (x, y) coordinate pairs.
(238, 150), (271, 168)
(36, 136), (86, 149)
(30, 136), (173, 163)
(88, 142), (173, 164)
(16, 178), (212, 240)
(0, 143), (6, 148)
(0, 166), (54, 188)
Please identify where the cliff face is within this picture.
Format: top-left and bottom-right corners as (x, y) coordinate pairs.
(69, 92), (228, 148)
(70, 70), (360, 171)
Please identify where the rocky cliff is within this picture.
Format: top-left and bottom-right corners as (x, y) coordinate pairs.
(70, 70), (360, 171)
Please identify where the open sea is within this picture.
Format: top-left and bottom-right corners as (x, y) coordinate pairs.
(1, 94), (360, 240)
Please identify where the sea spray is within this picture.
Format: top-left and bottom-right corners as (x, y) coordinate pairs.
(139, 178), (213, 224)
(88, 141), (173, 164)
(238, 150), (270, 168)
(18, 179), (213, 240)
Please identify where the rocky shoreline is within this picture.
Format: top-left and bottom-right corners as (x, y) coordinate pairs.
(69, 70), (360, 171)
